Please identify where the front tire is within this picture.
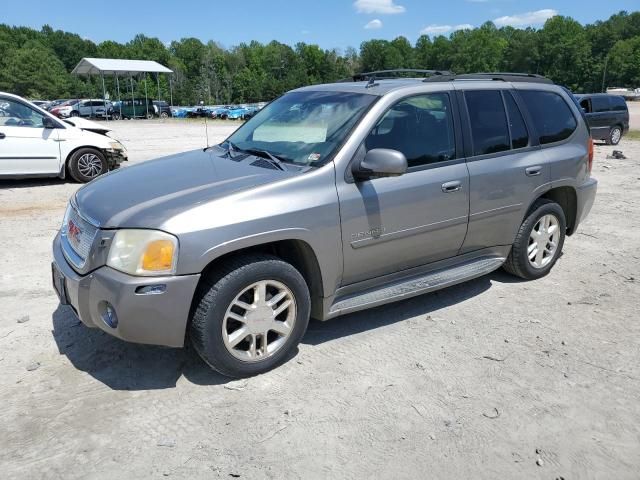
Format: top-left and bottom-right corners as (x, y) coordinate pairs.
(190, 254), (310, 378)
(607, 126), (622, 145)
(68, 148), (108, 183)
(503, 199), (566, 280)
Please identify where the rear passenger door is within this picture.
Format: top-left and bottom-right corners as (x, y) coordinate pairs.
(459, 88), (553, 253)
(588, 96), (614, 139)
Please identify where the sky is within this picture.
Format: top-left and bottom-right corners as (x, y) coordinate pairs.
(4, 0), (639, 50)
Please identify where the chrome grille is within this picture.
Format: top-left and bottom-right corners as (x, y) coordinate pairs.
(62, 203), (98, 266)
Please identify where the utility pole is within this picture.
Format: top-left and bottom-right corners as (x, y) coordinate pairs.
(601, 55), (609, 93)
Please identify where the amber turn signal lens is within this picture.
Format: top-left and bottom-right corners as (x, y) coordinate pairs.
(141, 240), (175, 271)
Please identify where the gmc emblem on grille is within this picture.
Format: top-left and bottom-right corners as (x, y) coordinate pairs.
(68, 219), (82, 244)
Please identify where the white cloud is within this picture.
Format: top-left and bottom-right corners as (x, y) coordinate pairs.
(354, 0), (406, 15)
(420, 24), (474, 35)
(364, 19), (383, 29)
(493, 9), (558, 27)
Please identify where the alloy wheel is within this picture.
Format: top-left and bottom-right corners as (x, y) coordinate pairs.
(77, 153), (103, 178)
(611, 127), (622, 144)
(528, 214), (560, 269)
(222, 280), (297, 362)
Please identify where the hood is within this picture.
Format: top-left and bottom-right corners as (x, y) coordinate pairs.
(74, 148), (296, 229)
(64, 117), (111, 135)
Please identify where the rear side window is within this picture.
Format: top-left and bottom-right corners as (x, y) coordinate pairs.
(465, 90), (510, 156)
(519, 90), (577, 145)
(504, 92), (529, 149)
(610, 96), (628, 112)
(591, 96), (611, 113)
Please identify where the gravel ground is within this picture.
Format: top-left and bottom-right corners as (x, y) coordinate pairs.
(0, 119), (639, 479)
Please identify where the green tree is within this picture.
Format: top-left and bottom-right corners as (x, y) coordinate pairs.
(538, 16), (592, 90)
(0, 40), (70, 97)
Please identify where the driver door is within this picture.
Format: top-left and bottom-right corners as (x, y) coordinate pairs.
(0, 97), (61, 175)
(337, 92), (470, 285)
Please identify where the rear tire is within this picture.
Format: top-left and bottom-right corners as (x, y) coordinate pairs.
(607, 126), (622, 145)
(503, 199), (566, 280)
(160, 111), (169, 118)
(68, 148), (107, 183)
(190, 254), (310, 378)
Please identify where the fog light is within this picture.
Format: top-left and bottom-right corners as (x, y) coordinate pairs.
(99, 301), (118, 328)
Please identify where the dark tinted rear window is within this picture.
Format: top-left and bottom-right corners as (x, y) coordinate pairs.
(519, 90), (577, 145)
(465, 90), (510, 156)
(504, 92), (529, 149)
(610, 96), (628, 112)
(591, 96), (610, 113)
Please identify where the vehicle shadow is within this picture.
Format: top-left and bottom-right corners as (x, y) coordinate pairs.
(51, 305), (229, 390)
(303, 273), (494, 346)
(52, 271), (501, 390)
(0, 178), (69, 189)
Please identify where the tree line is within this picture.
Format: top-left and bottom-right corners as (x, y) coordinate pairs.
(0, 11), (639, 105)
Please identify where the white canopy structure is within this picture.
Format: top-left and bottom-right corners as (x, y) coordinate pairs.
(71, 58), (173, 76)
(71, 58), (174, 119)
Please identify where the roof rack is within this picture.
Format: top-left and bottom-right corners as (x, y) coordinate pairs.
(346, 69), (452, 82)
(423, 72), (554, 84)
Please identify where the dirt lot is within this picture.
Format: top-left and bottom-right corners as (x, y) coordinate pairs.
(1, 119), (639, 479)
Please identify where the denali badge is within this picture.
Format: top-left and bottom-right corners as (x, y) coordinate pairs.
(351, 227), (386, 241)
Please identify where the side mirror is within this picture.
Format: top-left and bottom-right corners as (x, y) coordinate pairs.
(42, 116), (57, 129)
(352, 148), (407, 181)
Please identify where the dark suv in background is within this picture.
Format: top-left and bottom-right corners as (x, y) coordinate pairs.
(575, 93), (629, 145)
(153, 100), (172, 118)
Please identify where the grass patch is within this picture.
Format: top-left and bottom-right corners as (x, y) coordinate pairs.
(625, 130), (640, 141)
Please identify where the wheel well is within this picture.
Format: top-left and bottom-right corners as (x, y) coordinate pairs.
(198, 240), (325, 317)
(537, 187), (578, 235)
(64, 146), (105, 171)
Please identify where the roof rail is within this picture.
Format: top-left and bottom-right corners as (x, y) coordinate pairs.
(423, 72), (554, 84)
(348, 69), (452, 82)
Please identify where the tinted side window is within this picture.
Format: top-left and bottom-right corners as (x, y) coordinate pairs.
(505, 92), (529, 149)
(610, 96), (628, 112)
(465, 90), (510, 156)
(365, 93), (456, 168)
(591, 96), (610, 113)
(519, 90), (577, 145)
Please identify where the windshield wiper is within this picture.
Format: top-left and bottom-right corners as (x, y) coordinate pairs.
(243, 148), (286, 171)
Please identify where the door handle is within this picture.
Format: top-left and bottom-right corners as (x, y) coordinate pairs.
(525, 166), (542, 177)
(441, 181), (462, 193)
(0, 132), (5, 139)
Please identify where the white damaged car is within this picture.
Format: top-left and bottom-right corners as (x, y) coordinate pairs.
(0, 92), (127, 182)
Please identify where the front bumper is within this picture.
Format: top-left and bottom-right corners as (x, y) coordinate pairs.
(104, 149), (128, 168)
(52, 233), (200, 348)
(574, 177), (598, 232)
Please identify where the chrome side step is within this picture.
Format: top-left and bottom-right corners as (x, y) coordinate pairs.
(327, 256), (505, 318)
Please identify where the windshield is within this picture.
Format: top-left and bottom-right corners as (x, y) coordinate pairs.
(225, 90), (377, 167)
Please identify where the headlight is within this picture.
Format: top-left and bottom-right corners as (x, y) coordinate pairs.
(109, 141), (125, 151)
(107, 229), (178, 276)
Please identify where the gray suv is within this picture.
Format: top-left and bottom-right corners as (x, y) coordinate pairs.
(52, 71), (597, 377)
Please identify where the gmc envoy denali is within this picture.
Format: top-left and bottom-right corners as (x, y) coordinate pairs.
(52, 71), (597, 377)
